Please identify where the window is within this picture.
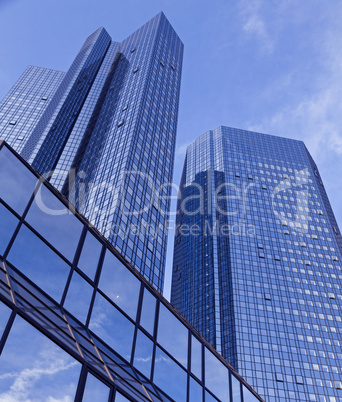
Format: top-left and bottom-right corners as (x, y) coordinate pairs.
(276, 372), (284, 382)
(0, 315), (81, 399)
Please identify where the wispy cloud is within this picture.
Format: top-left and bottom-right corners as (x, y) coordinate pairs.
(175, 142), (191, 157)
(248, 24), (342, 162)
(0, 348), (78, 402)
(239, 0), (275, 53)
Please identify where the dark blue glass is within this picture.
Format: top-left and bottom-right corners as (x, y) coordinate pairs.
(7, 224), (71, 302)
(0, 203), (18, 255)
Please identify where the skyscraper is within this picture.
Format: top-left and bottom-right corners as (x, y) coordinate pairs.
(171, 126), (342, 401)
(0, 141), (263, 401)
(0, 12), (183, 292)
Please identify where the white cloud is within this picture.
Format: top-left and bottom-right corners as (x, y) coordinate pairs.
(0, 348), (78, 402)
(239, 0), (275, 53)
(243, 14), (274, 53)
(175, 142), (191, 157)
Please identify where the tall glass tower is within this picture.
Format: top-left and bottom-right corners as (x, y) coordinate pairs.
(171, 126), (342, 401)
(0, 12), (183, 292)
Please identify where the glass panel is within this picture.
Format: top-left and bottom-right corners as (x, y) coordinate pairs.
(98, 250), (140, 320)
(7, 225), (71, 302)
(133, 330), (153, 378)
(82, 372), (110, 401)
(191, 335), (202, 380)
(153, 347), (187, 401)
(205, 348), (229, 401)
(231, 374), (241, 402)
(140, 287), (156, 335)
(26, 184), (83, 262)
(243, 385), (258, 401)
(0, 301), (12, 338)
(189, 376), (203, 402)
(205, 390), (219, 402)
(115, 391), (130, 401)
(157, 303), (188, 367)
(78, 231), (102, 280)
(0, 146), (37, 215)
(0, 203), (18, 255)
(89, 292), (134, 361)
(0, 314), (81, 400)
(64, 271), (94, 324)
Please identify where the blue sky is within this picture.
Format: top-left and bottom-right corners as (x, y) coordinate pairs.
(1, 0), (342, 297)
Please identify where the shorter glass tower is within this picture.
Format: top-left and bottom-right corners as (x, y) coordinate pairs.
(172, 126), (342, 401)
(0, 141), (262, 402)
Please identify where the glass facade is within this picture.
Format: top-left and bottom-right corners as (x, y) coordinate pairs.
(0, 12), (183, 293)
(0, 66), (65, 152)
(0, 141), (262, 401)
(171, 126), (342, 401)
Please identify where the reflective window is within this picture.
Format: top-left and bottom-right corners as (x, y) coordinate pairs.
(0, 146), (37, 215)
(243, 385), (258, 401)
(115, 391), (130, 401)
(64, 271), (94, 324)
(78, 231), (102, 280)
(140, 287), (156, 335)
(26, 184), (83, 262)
(133, 330), (153, 378)
(191, 335), (202, 380)
(0, 315), (81, 400)
(189, 376), (203, 402)
(89, 292), (134, 361)
(205, 347), (229, 401)
(98, 250), (140, 319)
(157, 303), (188, 367)
(7, 225), (71, 302)
(205, 390), (219, 402)
(153, 347), (187, 401)
(0, 301), (12, 338)
(82, 372), (110, 401)
(0, 203), (18, 255)
(231, 374), (241, 401)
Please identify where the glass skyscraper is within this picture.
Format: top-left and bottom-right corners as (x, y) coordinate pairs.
(171, 126), (342, 401)
(0, 12), (183, 292)
(0, 140), (263, 401)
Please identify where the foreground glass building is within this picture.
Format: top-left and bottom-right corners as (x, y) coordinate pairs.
(171, 126), (342, 401)
(0, 142), (263, 401)
(0, 12), (183, 292)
